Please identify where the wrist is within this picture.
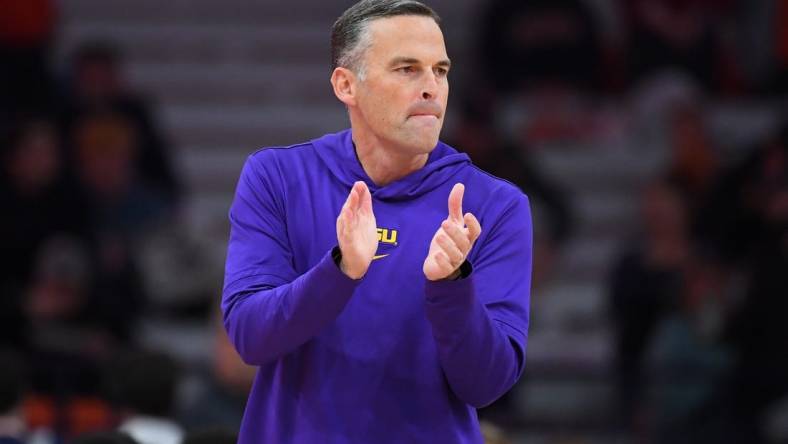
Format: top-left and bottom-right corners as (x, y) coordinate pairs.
(446, 260), (473, 281)
(334, 247), (366, 280)
(340, 260), (365, 280)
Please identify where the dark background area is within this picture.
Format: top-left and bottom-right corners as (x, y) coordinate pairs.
(1, 0), (786, 443)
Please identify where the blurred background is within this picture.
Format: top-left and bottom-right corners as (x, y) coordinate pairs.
(0, 0), (786, 443)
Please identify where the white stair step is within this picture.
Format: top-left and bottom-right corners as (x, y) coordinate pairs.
(125, 62), (334, 107)
(161, 103), (348, 149)
(552, 236), (620, 281)
(58, 22), (329, 64)
(533, 148), (665, 188)
(176, 147), (249, 193)
(572, 194), (638, 227)
(524, 328), (613, 375)
(518, 378), (615, 425)
(61, 0), (475, 26)
(534, 281), (609, 330)
(61, 0), (345, 24)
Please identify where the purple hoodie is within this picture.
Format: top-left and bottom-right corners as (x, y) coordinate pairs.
(222, 129), (532, 443)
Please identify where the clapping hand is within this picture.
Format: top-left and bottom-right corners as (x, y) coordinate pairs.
(423, 183), (482, 281)
(336, 181), (378, 279)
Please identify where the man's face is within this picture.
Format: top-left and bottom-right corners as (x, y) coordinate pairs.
(353, 15), (450, 154)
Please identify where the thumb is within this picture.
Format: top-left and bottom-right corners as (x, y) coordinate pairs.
(448, 183), (464, 223)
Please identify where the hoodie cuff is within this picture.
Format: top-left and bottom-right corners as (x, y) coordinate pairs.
(424, 274), (479, 345)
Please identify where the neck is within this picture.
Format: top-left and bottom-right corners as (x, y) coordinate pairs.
(351, 130), (429, 187)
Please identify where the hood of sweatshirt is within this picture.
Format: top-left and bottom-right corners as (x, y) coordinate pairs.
(311, 129), (470, 202)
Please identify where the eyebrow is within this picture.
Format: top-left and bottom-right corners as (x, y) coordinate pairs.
(388, 57), (452, 69)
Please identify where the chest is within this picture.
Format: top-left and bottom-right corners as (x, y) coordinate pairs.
(284, 182), (451, 279)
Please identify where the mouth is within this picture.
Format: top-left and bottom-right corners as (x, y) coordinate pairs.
(408, 113), (440, 121)
(407, 102), (443, 122)
(408, 115), (440, 129)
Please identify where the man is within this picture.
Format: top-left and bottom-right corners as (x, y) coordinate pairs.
(222, 1), (532, 442)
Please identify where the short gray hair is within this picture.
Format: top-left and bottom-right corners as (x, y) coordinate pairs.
(330, 0), (441, 79)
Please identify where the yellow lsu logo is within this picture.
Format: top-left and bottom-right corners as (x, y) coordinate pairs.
(376, 228), (398, 245)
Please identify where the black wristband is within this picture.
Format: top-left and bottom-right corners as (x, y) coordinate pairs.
(331, 246), (343, 267)
(450, 260), (473, 280)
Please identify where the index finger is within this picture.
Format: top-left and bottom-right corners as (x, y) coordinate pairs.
(448, 183), (464, 223)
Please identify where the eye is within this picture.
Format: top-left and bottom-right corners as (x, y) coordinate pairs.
(434, 67), (449, 77)
(396, 66), (416, 74)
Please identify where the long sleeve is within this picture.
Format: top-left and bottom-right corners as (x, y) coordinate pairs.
(222, 154), (360, 366)
(424, 193), (532, 408)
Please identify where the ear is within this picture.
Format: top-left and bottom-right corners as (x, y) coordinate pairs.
(331, 67), (358, 107)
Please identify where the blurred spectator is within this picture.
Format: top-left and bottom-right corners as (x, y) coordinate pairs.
(695, 121), (788, 264)
(0, 0), (57, 117)
(178, 311), (254, 431)
(0, 116), (88, 350)
(23, 236), (117, 397)
(106, 351), (184, 444)
(608, 179), (691, 433)
(69, 110), (174, 338)
(25, 238), (92, 328)
(621, 0), (741, 92)
(18, 236), (117, 441)
(610, 119), (788, 442)
(478, 0), (603, 94)
(72, 111), (170, 238)
(644, 252), (732, 442)
(686, 121), (788, 443)
(181, 427), (237, 444)
(0, 116), (85, 286)
(61, 41), (180, 204)
(693, 241), (788, 444)
(665, 102), (719, 209)
(70, 431), (138, 444)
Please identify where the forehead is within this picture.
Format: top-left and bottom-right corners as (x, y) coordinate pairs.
(363, 15), (447, 64)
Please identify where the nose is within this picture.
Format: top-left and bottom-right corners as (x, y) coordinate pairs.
(421, 71), (439, 100)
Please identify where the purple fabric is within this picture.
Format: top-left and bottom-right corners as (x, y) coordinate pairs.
(222, 129), (532, 443)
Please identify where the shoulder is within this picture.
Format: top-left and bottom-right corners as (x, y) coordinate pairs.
(247, 140), (317, 167)
(462, 162), (530, 209)
(233, 141), (318, 200)
(241, 140), (320, 182)
(455, 164), (532, 245)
